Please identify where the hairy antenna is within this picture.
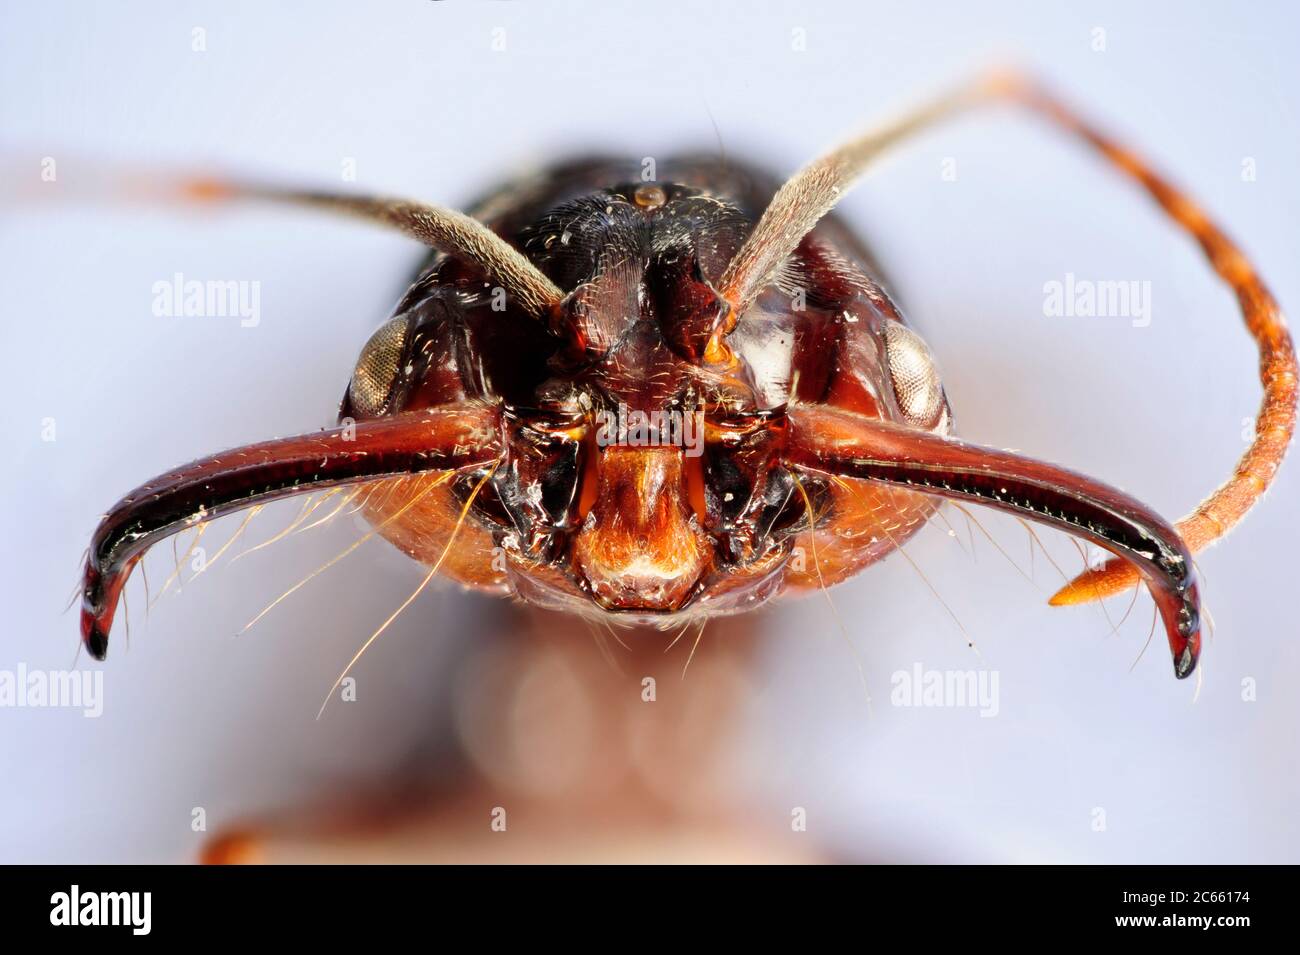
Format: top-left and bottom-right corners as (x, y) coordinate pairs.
(182, 179), (565, 318)
(714, 78), (1000, 325)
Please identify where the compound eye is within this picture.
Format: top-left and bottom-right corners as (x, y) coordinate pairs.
(882, 319), (949, 431)
(348, 313), (410, 417)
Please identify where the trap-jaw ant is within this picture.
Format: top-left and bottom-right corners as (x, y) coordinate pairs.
(80, 73), (1296, 680)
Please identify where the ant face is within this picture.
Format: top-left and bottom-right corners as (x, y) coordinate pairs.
(340, 180), (953, 621)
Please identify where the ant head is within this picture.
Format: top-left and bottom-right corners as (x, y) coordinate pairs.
(337, 179), (952, 620)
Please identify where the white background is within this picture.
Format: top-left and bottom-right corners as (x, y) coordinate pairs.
(2, 0), (1297, 862)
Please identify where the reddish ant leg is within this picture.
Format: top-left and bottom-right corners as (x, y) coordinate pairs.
(80, 406), (502, 660)
(785, 406), (1200, 678)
